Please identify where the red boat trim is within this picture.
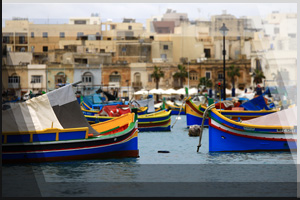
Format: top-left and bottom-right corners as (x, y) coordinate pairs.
(186, 100), (203, 116)
(3, 128), (138, 154)
(209, 122), (296, 142)
(138, 119), (171, 128)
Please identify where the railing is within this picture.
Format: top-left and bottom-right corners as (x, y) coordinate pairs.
(132, 82), (142, 88)
(8, 83), (20, 89)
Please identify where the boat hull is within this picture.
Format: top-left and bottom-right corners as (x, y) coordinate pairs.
(2, 127), (138, 164)
(2, 118), (139, 163)
(85, 110), (172, 132)
(208, 110), (297, 152)
(185, 98), (276, 127)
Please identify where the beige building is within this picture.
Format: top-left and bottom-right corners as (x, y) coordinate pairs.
(101, 18), (145, 40)
(2, 65), (28, 98)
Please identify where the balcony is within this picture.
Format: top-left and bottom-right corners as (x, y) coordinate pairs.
(132, 81), (142, 90)
(8, 83), (20, 89)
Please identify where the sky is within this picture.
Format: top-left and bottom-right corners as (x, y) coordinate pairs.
(2, 3), (297, 26)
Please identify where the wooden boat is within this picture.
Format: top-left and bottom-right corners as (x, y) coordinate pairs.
(81, 104), (148, 116)
(85, 108), (172, 132)
(2, 84), (139, 163)
(185, 97), (276, 127)
(207, 106), (297, 152)
(135, 110), (172, 132)
(163, 101), (185, 115)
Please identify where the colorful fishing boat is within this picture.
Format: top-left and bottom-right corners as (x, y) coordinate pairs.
(85, 107), (172, 132)
(2, 84), (139, 163)
(185, 96), (276, 127)
(207, 106), (297, 152)
(163, 101), (185, 115)
(81, 104), (148, 116)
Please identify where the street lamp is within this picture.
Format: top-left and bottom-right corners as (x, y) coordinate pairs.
(219, 23), (229, 100)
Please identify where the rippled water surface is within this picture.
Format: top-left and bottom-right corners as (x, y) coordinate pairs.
(2, 115), (297, 197)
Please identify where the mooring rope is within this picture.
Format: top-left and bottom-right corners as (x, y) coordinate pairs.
(171, 98), (187, 128)
(197, 103), (215, 152)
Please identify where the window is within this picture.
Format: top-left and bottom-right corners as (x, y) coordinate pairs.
(111, 25), (116, 30)
(43, 46), (48, 52)
(55, 72), (66, 85)
(134, 72), (141, 82)
(204, 48), (211, 58)
(60, 32), (65, 38)
(161, 54), (167, 59)
(288, 33), (296, 38)
(148, 74), (152, 82)
(100, 49), (105, 53)
(43, 32), (48, 38)
(31, 32), (34, 38)
(77, 32), (84, 39)
(3, 36), (9, 43)
(31, 75), (41, 83)
(109, 72), (121, 82)
(163, 45), (168, 50)
(74, 58), (88, 64)
(189, 71), (198, 81)
(19, 36), (26, 44)
(205, 72), (211, 79)
(218, 73), (223, 80)
(274, 27), (280, 34)
(256, 59), (262, 71)
(8, 76), (20, 83)
(82, 72), (93, 83)
(122, 47), (127, 52)
(128, 25), (132, 30)
(74, 20), (86, 24)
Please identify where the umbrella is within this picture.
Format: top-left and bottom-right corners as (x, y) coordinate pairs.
(176, 88), (186, 95)
(134, 89), (148, 95)
(149, 88), (165, 94)
(189, 88), (198, 95)
(163, 88), (178, 95)
(226, 88), (232, 95)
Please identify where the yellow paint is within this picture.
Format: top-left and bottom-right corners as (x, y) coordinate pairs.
(138, 110), (171, 118)
(211, 108), (294, 129)
(4, 135), (7, 144)
(81, 107), (99, 113)
(3, 127), (89, 135)
(91, 113), (135, 133)
(138, 107), (148, 113)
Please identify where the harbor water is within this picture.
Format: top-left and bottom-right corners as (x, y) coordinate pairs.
(2, 115), (297, 197)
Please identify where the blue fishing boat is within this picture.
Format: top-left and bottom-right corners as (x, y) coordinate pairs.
(2, 84), (139, 163)
(84, 105), (172, 132)
(185, 96), (276, 127)
(207, 106), (297, 152)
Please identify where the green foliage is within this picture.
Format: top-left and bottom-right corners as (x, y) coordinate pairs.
(173, 64), (188, 88)
(227, 65), (240, 88)
(198, 77), (212, 89)
(253, 69), (266, 85)
(151, 66), (164, 89)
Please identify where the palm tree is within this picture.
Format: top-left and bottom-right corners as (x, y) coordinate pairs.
(227, 65), (240, 89)
(173, 64), (188, 88)
(151, 66), (164, 102)
(198, 77), (212, 92)
(253, 69), (266, 85)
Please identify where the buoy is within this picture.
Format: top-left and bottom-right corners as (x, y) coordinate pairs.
(158, 150), (170, 153)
